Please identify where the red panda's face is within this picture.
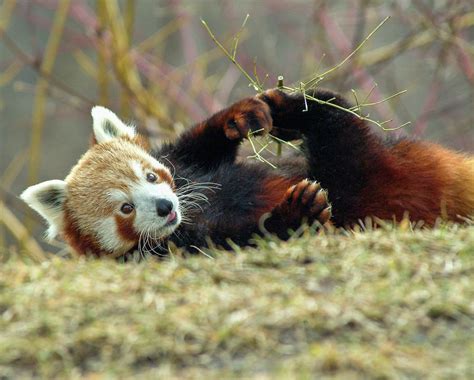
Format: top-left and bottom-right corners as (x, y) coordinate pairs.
(21, 106), (181, 257)
(63, 138), (181, 256)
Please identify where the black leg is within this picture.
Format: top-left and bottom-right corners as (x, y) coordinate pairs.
(259, 88), (388, 225)
(159, 97), (273, 170)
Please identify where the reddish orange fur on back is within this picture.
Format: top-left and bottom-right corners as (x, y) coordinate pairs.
(358, 140), (474, 225)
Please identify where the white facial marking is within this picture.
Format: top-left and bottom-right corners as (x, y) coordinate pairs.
(106, 189), (128, 203)
(132, 182), (180, 235)
(126, 160), (180, 238)
(95, 217), (134, 255)
(130, 160), (144, 180)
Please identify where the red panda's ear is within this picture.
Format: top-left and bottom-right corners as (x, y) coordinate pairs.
(91, 106), (136, 144)
(21, 180), (67, 240)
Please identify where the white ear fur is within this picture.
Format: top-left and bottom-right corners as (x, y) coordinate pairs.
(91, 106), (136, 143)
(20, 180), (67, 240)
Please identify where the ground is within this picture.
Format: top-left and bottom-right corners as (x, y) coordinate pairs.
(0, 224), (473, 379)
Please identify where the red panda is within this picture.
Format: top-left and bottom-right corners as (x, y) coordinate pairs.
(21, 89), (474, 258)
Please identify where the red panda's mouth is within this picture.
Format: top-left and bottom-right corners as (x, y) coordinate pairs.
(166, 210), (177, 225)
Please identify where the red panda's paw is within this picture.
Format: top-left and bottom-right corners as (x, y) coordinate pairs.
(257, 88), (290, 107)
(278, 179), (332, 227)
(257, 89), (303, 141)
(224, 98), (273, 140)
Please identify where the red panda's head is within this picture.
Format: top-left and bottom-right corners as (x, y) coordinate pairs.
(21, 107), (180, 257)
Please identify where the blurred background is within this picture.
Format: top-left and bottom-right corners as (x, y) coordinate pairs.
(1, 0), (473, 256)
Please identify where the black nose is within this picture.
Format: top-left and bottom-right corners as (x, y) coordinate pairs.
(156, 199), (173, 217)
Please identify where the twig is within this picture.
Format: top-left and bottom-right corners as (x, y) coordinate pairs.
(247, 129), (277, 169)
(350, 90), (407, 110)
(304, 16), (390, 88)
(284, 87), (410, 132)
(232, 13), (249, 60)
(201, 18), (262, 92)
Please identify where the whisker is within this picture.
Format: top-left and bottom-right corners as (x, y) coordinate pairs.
(176, 181), (221, 192)
(160, 155), (177, 179)
(180, 201), (204, 212)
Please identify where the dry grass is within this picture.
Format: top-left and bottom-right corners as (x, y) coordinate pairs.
(1, 224), (473, 379)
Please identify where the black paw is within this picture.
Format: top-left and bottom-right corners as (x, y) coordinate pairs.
(257, 89), (303, 141)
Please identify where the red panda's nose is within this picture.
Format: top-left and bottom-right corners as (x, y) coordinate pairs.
(156, 199), (173, 217)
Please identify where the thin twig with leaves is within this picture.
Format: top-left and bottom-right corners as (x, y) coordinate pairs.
(201, 15), (411, 168)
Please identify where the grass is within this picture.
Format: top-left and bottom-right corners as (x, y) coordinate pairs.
(1, 224), (473, 379)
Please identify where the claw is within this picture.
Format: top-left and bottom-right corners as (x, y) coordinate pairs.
(278, 180), (331, 226)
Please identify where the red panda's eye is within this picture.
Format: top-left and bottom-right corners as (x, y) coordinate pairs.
(146, 173), (157, 183)
(120, 203), (134, 214)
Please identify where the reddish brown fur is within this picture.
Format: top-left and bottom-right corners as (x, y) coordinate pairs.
(155, 168), (174, 187)
(254, 176), (303, 218)
(191, 98), (272, 141)
(355, 140), (473, 225)
(115, 214), (139, 242)
(63, 207), (138, 258)
(63, 207), (104, 257)
(132, 135), (151, 151)
(189, 121), (209, 140)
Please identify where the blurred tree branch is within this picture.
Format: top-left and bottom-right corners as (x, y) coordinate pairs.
(356, 11), (474, 68)
(28, 0), (71, 186)
(1, 32), (94, 106)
